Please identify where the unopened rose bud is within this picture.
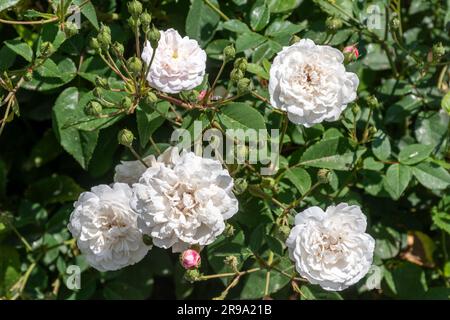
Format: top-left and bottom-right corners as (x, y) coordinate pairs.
(145, 91), (158, 105)
(97, 25), (112, 50)
(140, 11), (152, 32)
(112, 42), (125, 56)
(390, 17), (400, 30)
(24, 70), (33, 81)
(128, 0), (143, 19)
(234, 178), (248, 195)
(142, 234), (153, 246)
(343, 44), (359, 62)
(290, 35), (301, 45)
(261, 177), (275, 189)
(230, 68), (244, 82)
(93, 87), (102, 98)
(120, 96), (133, 109)
(128, 16), (140, 30)
(64, 21), (79, 38)
(326, 16), (343, 31)
(95, 76), (109, 89)
(234, 57), (248, 72)
(184, 269), (201, 282)
(197, 90), (207, 101)
(223, 44), (236, 62)
(351, 103), (360, 115)
(84, 101), (103, 116)
(224, 256), (238, 270)
(317, 168), (331, 184)
(127, 57), (142, 76)
(180, 249), (201, 270)
(90, 37), (100, 51)
(0, 211), (13, 225)
(237, 78), (251, 95)
(366, 95), (379, 109)
(148, 26), (161, 49)
(39, 41), (54, 56)
(118, 129), (134, 147)
(432, 42), (445, 60)
(224, 223), (235, 237)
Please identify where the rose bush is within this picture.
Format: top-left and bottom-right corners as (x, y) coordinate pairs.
(0, 0), (449, 300)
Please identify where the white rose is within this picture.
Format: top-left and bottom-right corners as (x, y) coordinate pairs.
(130, 147), (239, 253)
(114, 155), (156, 185)
(269, 39), (359, 127)
(141, 28), (207, 94)
(68, 183), (150, 272)
(286, 203), (375, 291)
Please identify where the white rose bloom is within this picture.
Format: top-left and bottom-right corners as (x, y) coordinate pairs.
(114, 155), (156, 185)
(68, 183), (150, 272)
(141, 28), (207, 94)
(269, 39), (359, 127)
(131, 147), (239, 253)
(286, 203), (375, 291)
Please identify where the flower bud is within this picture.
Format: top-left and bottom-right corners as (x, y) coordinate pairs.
(233, 178), (248, 195)
(127, 0), (143, 19)
(127, 57), (142, 76)
(180, 249), (201, 270)
(84, 101), (103, 116)
(366, 95), (379, 109)
(224, 223), (235, 237)
(390, 17), (400, 30)
(326, 16), (343, 31)
(142, 234), (153, 246)
(112, 42), (125, 56)
(224, 256), (238, 270)
(317, 168), (331, 184)
(237, 78), (251, 95)
(97, 25), (112, 50)
(223, 44), (236, 62)
(144, 91), (158, 105)
(95, 76), (109, 89)
(289, 35), (301, 45)
(24, 70), (33, 82)
(197, 90), (207, 101)
(90, 37), (100, 52)
(128, 16), (140, 30)
(93, 87), (102, 98)
(184, 269), (201, 282)
(351, 103), (360, 115)
(120, 96), (133, 110)
(261, 177), (275, 189)
(64, 21), (79, 38)
(0, 211), (13, 226)
(234, 57), (248, 72)
(148, 26), (161, 49)
(140, 11), (152, 31)
(432, 42), (445, 60)
(117, 128), (134, 147)
(230, 68), (244, 82)
(39, 41), (54, 56)
(343, 44), (359, 62)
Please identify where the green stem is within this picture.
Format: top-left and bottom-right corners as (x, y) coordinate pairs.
(203, 0), (229, 21)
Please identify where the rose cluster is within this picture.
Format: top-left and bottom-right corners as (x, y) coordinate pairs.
(68, 27), (375, 292)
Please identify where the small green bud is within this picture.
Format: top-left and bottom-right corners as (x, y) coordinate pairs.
(120, 96), (133, 110)
(144, 91), (158, 105)
(184, 269), (201, 283)
(112, 42), (125, 56)
(261, 177), (275, 189)
(234, 58), (248, 72)
(64, 21), (79, 38)
(390, 17), (400, 30)
(39, 41), (54, 56)
(237, 78), (251, 95)
(223, 44), (236, 62)
(274, 224), (290, 241)
(325, 16), (343, 31)
(90, 37), (100, 51)
(93, 87), (102, 98)
(84, 101), (103, 116)
(24, 70), (33, 82)
(127, 57), (143, 76)
(95, 76), (109, 89)
(317, 168), (331, 184)
(142, 234), (153, 246)
(128, 16), (140, 31)
(230, 68), (244, 82)
(140, 11), (152, 31)
(432, 42), (445, 59)
(369, 126), (378, 136)
(224, 256), (239, 270)
(97, 24), (112, 50)
(148, 26), (161, 48)
(127, 0), (143, 19)
(233, 178), (248, 195)
(224, 223), (235, 237)
(118, 129), (134, 147)
(290, 35), (301, 45)
(366, 95), (379, 109)
(351, 103), (360, 115)
(0, 211), (13, 226)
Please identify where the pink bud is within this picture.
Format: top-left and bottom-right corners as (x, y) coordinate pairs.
(343, 45), (359, 60)
(180, 249), (201, 270)
(198, 90), (207, 101)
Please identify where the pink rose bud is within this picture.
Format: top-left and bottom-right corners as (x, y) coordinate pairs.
(343, 45), (359, 62)
(198, 90), (207, 101)
(180, 249), (201, 270)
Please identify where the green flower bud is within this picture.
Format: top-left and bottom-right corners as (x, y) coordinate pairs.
(127, 0), (143, 19)
(64, 21), (79, 38)
(233, 178), (248, 195)
(84, 101), (103, 116)
(140, 11), (152, 31)
(93, 87), (102, 98)
(127, 57), (143, 76)
(144, 91), (158, 105)
(390, 17), (400, 30)
(120, 96), (133, 110)
(117, 128), (134, 147)
(95, 76), (109, 89)
(289, 35), (301, 45)
(237, 78), (251, 95)
(224, 223), (235, 237)
(142, 234), (153, 246)
(234, 57), (248, 72)
(184, 269), (201, 283)
(230, 68), (244, 82)
(112, 42), (125, 56)
(432, 42), (445, 59)
(325, 16), (343, 31)
(369, 126), (378, 136)
(261, 177), (275, 189)
(366, 95), (379, 109)
(39, 41), (54, 56)
(97, 25), (112, 50)
(351, 103), (360, 115)
(224, 256), (239, 270)
(223, 44), (236, 62)
(90, 37), (100, 51)
(0, 211), (13, 226)
(23, 70), (33, 82)
(148, 26), (161, 49)
(317, 168), (331, 184)
(128, 16), (140, 31)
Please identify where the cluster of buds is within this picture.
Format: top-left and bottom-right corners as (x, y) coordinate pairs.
(230, 56), (251, 94)
(432, 42), (446, 62)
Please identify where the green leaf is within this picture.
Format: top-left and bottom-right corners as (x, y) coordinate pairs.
(384, 263), (427, 299)
(412, 162), (450, 190)
(250, 3), (270, 32)
(383, 164), (412, 200)
(25, 174), (84, 205)
(385, 95), (422, 124)
(414, 111), (449, 152)
(268, 0), (303, 13)
(23, 57), (77, 91)
(4, 39), (33, 62)
(235, 32), (267, 52)
(313, 0), (354, 20)
(185, 0), (220, 47)
(205, 39), (231, 60)
(265, 20), (306, 38)
(218, 103), (267, 131)
(52, 87), (99, 169)
(441, 91), (450, 114)
(136, 101), (170, 148)
(299, 285), (343, 300)
(432, 197), (450, 235)
(284, 167), (311, 195)
(0, 245), (20, 298)
(0, 0), (20, 12)
(247, 63), (269, 79)
(299, 137), (365, 170)
(398, 144), (433, 165)
(371, 132), (391, 161)
(73, 0), (99, 29)
(222, 19), (251, 33)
